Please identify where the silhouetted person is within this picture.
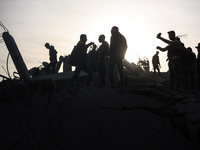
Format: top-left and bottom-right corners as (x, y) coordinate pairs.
(196, 43), (200, 89)
(187, 47), (196, 90)
(69, 34), (94, 86)
(109, 26), (127, 88)
(63, 55), (72, 72)
(88, 44), (98, 72)
(152, 51), (161, 77)
(97, 34), (109, 87)
(55, 56), (64, 73)
(179, 45), (191, 91)
(156, 31), (182, 91)
(45, 43), (57, 74)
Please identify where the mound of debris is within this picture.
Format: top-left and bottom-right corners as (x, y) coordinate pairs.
(1, 66), (200, 150)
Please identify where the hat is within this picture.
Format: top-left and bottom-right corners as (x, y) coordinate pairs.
(195, 43), (200, 48)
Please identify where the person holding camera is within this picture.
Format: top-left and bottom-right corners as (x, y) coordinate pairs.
(156, 30), (182, 91)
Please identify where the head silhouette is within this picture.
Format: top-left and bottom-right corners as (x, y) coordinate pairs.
(168, 30), (176, 40)
(80, 34), (87, 43)
(98, 34), (105, 43)
(195, 43), (200, 49)
(45, 43), (50, 49)
(111, 26), (119, 35)
(187, 47), (192, 52)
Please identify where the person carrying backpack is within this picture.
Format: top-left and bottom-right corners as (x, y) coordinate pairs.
(69, 34), (94, 86)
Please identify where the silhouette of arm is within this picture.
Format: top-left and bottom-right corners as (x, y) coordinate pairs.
(157, 33), (172, 45)
(156, 46), (168, 52)
(86, 42), (94, 48)
(157, 36), (172, 45)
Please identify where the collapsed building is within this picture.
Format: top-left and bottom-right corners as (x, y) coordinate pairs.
(1, 23), (200, 150)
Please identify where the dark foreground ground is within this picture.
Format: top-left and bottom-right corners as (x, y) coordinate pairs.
(0, 71), (200, 150)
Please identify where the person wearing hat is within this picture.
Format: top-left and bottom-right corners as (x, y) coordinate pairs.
(156, 30), (182, 91)
(196, 43), (200, 89)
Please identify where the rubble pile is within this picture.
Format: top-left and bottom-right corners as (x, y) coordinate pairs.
(1, 68), (200, 150)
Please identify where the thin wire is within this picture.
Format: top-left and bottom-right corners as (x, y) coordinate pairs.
(0, 30), (3, 43)
(1, 65), (8, 75)
(0, 22), (12, 80)
(0, 21), (8, 32)
(0, 21), (8, 43)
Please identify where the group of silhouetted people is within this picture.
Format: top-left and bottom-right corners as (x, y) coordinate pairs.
(44, 27), (200, 91)
(156, 30), (199, 91)
(68, 26), (127, 88)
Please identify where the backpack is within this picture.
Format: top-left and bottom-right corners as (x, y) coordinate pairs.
(69, 46), (80, 66)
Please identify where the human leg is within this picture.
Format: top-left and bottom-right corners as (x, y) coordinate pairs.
(51, 61), (57, 73)
(171, 59), (181, 90)
(109, 58), (115, 87)
(70, 65), (81, 85)
(153, 67), (156, 77)
(116, 59), (124, 86)
(168, 61), (175, 90)
(82, 65), (93, 86)
(157, 66), (161, 77)
(99, 62), (107, 86)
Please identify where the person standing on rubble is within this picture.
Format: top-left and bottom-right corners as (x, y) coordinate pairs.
(45, 43), (57, 74)
(109, 26), (127, 88)
(196, 43), (200, 89)
(88, 44), (98, 72)
(152, 51), (161, 77)
(97, 34), (109, 87)
(69, 34), (94, 86)
(156, 31), (182, 91)
(187, 47), (196, 90)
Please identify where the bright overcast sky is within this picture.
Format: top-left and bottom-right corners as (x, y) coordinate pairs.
(0, 0), (200, 77)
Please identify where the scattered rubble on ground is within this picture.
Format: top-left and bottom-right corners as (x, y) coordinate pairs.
(1, 61), (200, 150)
